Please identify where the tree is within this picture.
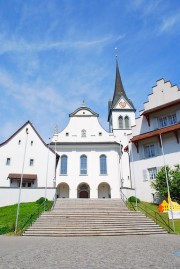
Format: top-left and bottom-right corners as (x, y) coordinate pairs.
(151, 165), (180, 203)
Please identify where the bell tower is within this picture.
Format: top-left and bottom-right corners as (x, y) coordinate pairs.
(108, 55), (136, 188)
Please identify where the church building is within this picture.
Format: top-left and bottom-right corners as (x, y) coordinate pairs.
(50, 58), (136, 199)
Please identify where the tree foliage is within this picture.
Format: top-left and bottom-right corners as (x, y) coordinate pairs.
(151, 165), (180, 203)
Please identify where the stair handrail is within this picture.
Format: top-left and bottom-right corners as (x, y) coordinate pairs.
(18, 199), (53, 235)
(51, 190), (57, 211)
(120, 189), (137, 211)
(120, 190), (174, 233)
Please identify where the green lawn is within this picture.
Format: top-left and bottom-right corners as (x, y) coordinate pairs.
(0, 200), (53, 235)
(128, 201), (180, 234)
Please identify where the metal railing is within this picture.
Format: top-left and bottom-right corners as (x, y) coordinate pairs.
(51, 191), (57, 211)
(18, 199), (53, 235)
(120, 190), (174, 233)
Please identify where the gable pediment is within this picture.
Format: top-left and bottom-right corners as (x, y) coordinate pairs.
(114, 97), (134, 110)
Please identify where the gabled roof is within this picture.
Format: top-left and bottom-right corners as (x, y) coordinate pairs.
(69, 107), (99, 117)
(0, 120), (58, 156)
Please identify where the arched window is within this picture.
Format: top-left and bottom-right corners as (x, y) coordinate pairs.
(119, 116), (123, 129)
(81, 129), (86, 137)
(125, 116), (130, 129)
(100, 155), (107, 174)
(60, 155), (68, 174)
(80, 155), (87, 174)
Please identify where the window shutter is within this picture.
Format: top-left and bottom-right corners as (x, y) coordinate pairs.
(142, 169), (148, 181)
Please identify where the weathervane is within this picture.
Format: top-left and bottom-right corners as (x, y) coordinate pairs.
(115, 47), (118, 59)
(82, 100), (86, 107)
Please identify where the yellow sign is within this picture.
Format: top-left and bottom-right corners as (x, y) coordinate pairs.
(159, 200), (180, 212)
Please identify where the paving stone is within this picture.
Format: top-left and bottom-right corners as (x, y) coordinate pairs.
(0, 235), (179, 269)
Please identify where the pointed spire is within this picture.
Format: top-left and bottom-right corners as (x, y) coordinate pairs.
(111, 55), (128, 108)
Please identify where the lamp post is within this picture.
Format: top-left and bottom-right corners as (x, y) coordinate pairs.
(159, 133), (175, 232)
(15, 128), (29, 233)
(44, 138), (50, 212)
(53, 125), (58, 188)
(129, 141), (138, 209)
(119, 141), (123, 190)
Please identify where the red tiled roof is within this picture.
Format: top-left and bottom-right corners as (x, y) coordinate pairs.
(131, 123), (180, 143)
(8, 173), (37, 182)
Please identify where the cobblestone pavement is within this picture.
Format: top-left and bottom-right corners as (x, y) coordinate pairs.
(0, 234), (180, 269)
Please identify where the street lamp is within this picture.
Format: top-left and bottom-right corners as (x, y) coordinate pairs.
(44, 138), (50, 212)
(159, 133), (175, 232)
(53, 125), (58, 188)
(15, 128), (29, 233)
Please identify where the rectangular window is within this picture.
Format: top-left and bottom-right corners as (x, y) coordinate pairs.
(6, 158), (11, 165)
(148, 167), (157, 180)
(159, 113), (177, 128)
(30, 159), (34, 166)
(80, 156), (87, 174)
(60, 156), (67, 174)
(27, 182), (32, 187)
(168, 114), (177, 125)
(144, 144), (155, 158)
(100, 155), (107, 174)
(159, 117), (167, 128)
(22, 183), (26, 187)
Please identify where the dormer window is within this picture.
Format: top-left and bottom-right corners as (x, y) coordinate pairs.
(6, 158), (11, 165)
(81, 129), (86, 137)
(30, 159), (34, 166)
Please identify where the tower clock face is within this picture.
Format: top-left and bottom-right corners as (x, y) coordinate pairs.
(119, 101), (126, 108)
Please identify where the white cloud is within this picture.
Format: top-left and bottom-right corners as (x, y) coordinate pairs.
(0, 34), (125, 55)
(159, 15), (180, 33)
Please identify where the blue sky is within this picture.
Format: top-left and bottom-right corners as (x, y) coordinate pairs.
(0, 0), (180, 142)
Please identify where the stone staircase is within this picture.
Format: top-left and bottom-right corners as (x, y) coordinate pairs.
(23, 199), (167, 237)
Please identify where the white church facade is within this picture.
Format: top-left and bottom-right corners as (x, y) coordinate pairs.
(0, 59), (179, 206)
(50, 59), (136, 199)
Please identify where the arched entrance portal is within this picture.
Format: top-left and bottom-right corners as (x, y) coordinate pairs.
(77, 183), (90, 198)
(57, 183), (69, 198)
(98, 182), (111, 199)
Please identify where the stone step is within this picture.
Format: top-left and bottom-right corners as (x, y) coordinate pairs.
(33, 220), (156, 225)
(42, 211), (141, 215)
(30, 224), (162, 230)
(24, 229), (166, 234)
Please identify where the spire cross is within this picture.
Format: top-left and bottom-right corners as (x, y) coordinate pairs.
(54, 125), (58, 135)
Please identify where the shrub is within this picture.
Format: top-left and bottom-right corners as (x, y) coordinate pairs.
(128, 196), (140, 203)
(36, 197), (47, 205)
